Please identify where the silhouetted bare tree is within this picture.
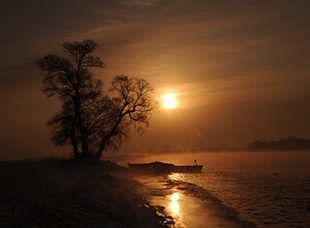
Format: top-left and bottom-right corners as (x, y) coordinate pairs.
(36, 40), (156, 159)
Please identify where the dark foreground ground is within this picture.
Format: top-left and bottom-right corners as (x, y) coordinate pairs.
(0, 158), (173, 228)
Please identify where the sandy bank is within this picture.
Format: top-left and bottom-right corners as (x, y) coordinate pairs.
(133, 175), (257, 228)
(0, 159), (172, 228)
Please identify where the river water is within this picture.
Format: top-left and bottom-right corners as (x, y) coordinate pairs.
(117, 151), (310, 227)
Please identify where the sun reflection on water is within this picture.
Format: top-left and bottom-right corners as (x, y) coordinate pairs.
(170, 192), (180, 215)
(171, 192), (179, 201)
(169, 173), (186, 182)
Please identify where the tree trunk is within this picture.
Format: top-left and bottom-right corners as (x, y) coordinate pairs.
(72, 140), (80, 158)
(74, 96), (91, 158)
(94, 130), (118, 159)
(80, 132), (90, 157)
(70, 115), (80, 159)
(94, 108), (124, 159)
(93, 143), (105, 159)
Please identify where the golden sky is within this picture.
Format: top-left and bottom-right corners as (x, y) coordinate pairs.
(1, 0), (310, 159)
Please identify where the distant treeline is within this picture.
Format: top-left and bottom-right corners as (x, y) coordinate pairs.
(247, 136), (310, 152)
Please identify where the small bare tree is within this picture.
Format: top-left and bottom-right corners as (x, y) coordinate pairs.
(36, 40), (156, 159)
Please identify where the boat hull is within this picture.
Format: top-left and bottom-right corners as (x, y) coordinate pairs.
(128, 161), (203, 174)
(172, 165), (203, 173)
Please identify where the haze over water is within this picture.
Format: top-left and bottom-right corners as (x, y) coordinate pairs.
(123, 151), (310, 227)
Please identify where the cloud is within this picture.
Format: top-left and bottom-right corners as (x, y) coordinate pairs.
(121, 0), (164, 8)
(155, 65), (310, 109)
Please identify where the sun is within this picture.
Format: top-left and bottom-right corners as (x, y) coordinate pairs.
(161, 93), (178, 109)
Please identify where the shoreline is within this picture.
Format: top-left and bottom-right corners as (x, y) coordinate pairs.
(1, 158), (257, 228)
(0, 159), (172, 228)
(133, 175), (258, 228)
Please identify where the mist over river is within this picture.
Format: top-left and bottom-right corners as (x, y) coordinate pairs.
(119, 151), (310, 228)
